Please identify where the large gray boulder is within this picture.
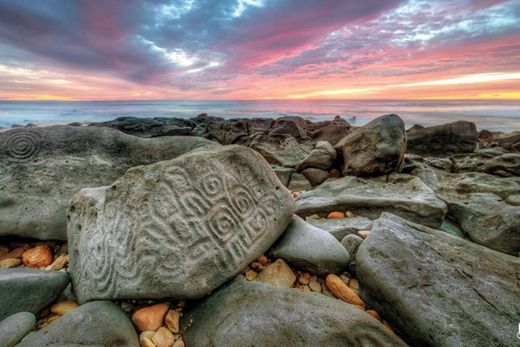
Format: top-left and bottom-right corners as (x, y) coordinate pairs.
(0, 126), (216, 240)
(357, 213), (520, 346)
(296, 174), (447, 228)
(0, 269), (69, 321)
(68, 145), (295, 302)
(334, 114), (406, 176)
(270, 216), (350, 275)
(181, 277), (406, 347)
(407, 120), (478, 155)
(0, 312), (36, 347)
(17, 301), (139, 347)
(306, 216), (373, 241)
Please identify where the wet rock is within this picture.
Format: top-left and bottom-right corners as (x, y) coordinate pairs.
(301, 168), (329, 186)
(357, 213), (520, 346)
(0, 269), (69, 320)
(68, 145), (295, 302)
(407, 120), (478, 155)
(0, 312), (36, 347)
(17, 301), (139, 347)
(181, 277), (406, 346)
(270, 216), (350, 275)
(335, 114), (406, 176)
(296, 174), (447, 228)
(307, 216), (373, 240)
(0, 125), (216, 240)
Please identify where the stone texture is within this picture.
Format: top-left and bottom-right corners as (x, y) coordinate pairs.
(250, 135), (314, 167)
(296, 174), (447, 228)
(301, 167), (329, 186)
(335, 114), (406, 176)
(356, 213), (520, 347)
(287, 172), (312, 192)
(271, 166), (294, 187)
(0, 125), (216, 239)
(0, 312), (36, 347)
(0, 269), (69, 320)
(68, 145), (295, 302)
(451, 149), (520, 177)
(341, 234), (364, 258)
(17, 301), (139, 347)
(181, 277), (406, 347)
(297, 141), (337, 171)
(407, 120), (478, 155)
(254, 259), (296, 288)
(270, 216), (350, 275)
(306, 216), (373, 241)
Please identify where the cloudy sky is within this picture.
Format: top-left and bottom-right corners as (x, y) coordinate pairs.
(0, 0), (519, 100)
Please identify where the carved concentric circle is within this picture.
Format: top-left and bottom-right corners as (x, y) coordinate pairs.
(4, 130), (42, 159)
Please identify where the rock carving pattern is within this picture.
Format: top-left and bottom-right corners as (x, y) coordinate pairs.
(3, 130), (42, 159)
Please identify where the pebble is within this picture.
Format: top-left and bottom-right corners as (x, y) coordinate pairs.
(132, 303), (170, 333)
(329, 169), (341, 178)
(250, 261), (264, 272)
(325, 274), (365, 308)
(348, 278), (359, 291)
(255, 259), (296, 288)
(0, 246), (27, 261)
(358, 230), (370, 239)
(173, 340), (185, 347)
(345, 211), (354, 218)
(152, 327), (175, 347)
(298, 273), (311, 285)
(257, 255), (269, 266)
(245, 270), (258, 281)
(46, 255), (69, 271)
(50, 300), (79, 315)
(22, 245), (53, 268)
(0, 257), (21, 268)
(165, 309), (180, 334)
(307, 214), (321, 220)
(308, 276), (322, 292)
(291, 191), (300, 198)
(366, 309), (382, 321)
(141, 336), (157, 347)
(0, 245), (8, 256)
(302, 285), (311, 292)
(327, 211), (345, 219)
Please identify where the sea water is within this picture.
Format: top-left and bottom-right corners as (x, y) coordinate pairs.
(1, 99), (519, 131)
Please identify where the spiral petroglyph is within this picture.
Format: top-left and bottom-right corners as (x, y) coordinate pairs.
(4, 130), (42, 159)
(68, 145), (295, 302)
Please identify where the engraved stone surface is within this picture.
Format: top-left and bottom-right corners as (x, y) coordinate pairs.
(67, 145), (295, 302)
(0, 125), (216, 240)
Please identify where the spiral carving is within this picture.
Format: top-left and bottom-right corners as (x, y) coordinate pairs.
(4, 130), (42, 159)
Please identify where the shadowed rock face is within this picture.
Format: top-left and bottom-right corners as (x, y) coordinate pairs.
(181, 277), (407, 347)
(0, 126), (216, 240)
(335, 114), (406, 177)
(407, 120), (478, 155)
(357, 213), (520, 347)
(67, 145), (295, 302)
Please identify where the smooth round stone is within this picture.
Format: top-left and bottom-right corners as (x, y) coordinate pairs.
(341, 234), (364, 258)
(0, 312), (36, 347)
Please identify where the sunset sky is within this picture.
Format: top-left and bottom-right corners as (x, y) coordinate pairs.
(0, 0), (519, 101)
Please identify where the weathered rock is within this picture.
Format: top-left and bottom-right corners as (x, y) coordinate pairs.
(341, 234), (364, 258)
(307, 216), (373, 240)
(208, 118), (249, 144)
(270, 216), (350, 275)
(357, 213), (520, 346)
(0, 126), (216, 239)
(407, 120), (478, 155)
(310, 118), (351, 145)
(17, 301), (139, 347)
(451, 149), (520, 176)
(335, 114), (406, 176)
(268, 116), (309, 139)
(0, 312), (35, 347)
(254, 259), (296, 288)
(297, 141), (337, 171)
(301, 167), (329, 186)
(287, 172), (312, 192)
(271, 166), (294, 186)
(92, 116), (195, 137)
(296, 174), (447, 228)
(181, 277), (406, 347)
(250, 135), (314, 167)
(68, 145), (295, 302)
(0, 269), (69, 320)
(496, 131), (520, 151)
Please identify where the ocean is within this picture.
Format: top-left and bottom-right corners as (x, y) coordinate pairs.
(1, 99), (520, 131)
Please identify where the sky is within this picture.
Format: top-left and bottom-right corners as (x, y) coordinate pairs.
(0, 0), (519, 101)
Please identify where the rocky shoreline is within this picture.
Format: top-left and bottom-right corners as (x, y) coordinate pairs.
(0, 113), (519, 346)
